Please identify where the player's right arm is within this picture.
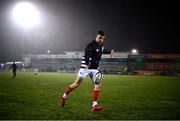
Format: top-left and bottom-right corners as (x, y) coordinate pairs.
(84, 43), (94, 69)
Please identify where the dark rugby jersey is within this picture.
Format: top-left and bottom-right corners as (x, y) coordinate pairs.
(11, 63), (17, 71)
(80, 40), (111, 69)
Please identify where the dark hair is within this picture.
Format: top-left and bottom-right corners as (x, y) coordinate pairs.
(97, 30), (105, 36)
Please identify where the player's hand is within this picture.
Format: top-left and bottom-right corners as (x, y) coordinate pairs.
(110, 49), (114, 57)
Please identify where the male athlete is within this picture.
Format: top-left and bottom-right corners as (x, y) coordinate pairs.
(10, 62), (17, 78)
(60, 30), (114, 111)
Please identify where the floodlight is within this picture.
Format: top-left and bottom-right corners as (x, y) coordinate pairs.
(132, 49), (137, 54)
(12, 2), (40, 28)
(47, 50), (50, 54)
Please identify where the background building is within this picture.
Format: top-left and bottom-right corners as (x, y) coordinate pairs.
(1, 51), (178, 75)
(22, 51), (129, 74)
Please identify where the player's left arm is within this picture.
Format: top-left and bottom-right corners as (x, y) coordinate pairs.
(103, 48), (114, 57)
(102, 48), (112, 54)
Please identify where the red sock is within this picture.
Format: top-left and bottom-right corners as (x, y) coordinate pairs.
(65, 87), (73, 95)
(93, 90), (100, 101)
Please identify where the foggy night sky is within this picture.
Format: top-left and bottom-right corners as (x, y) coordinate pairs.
(0, 0), (179, 63)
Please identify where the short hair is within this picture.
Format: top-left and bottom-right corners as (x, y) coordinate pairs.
(97, 30), (105, 36)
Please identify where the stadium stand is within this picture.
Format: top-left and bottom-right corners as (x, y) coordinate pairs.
(128, 54), (180, 75)
(22, 51), (129, 74)
(19, 52), (180, 75)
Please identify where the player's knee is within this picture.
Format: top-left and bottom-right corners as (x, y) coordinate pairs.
(75, 82), (80, 87)
(71, 80), (81, 88)
(94, 84), (101, 90)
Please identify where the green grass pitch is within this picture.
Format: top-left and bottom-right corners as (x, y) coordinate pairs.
(0, 72), (180, 120)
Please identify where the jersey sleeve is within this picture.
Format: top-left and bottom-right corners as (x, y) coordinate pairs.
(102, 48), (111, 54)
(85, 43), (94, 65)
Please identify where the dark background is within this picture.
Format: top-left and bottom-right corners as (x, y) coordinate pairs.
(0, 0), (179, 63)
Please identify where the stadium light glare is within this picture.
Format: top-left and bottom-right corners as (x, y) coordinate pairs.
(131, 49), (139, 55)
(12, 2), (40, 28)
(0, 63), (4, 67)
(47, 50), (50, 54)
(132, 49), (137, 54)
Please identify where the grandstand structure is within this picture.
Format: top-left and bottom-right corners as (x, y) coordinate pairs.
(128, 54), (180, 75)
(22, 51), (129, 74)
(20, 52), (180, 75)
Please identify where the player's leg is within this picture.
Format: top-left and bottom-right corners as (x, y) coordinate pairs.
(12, 70), (16, 78)
(14, 70), (16, 78)
(63, 76), (83, 98)
(90, 70), (104, 111)
(60, 69), (87, 107)
(91, 84), (104, 111)
(60, 76), (83, 107)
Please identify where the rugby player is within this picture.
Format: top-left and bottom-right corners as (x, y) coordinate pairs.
(60, 30), (114, 111)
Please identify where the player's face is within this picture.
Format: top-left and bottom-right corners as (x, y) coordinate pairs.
(96, 34), (105, 44)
